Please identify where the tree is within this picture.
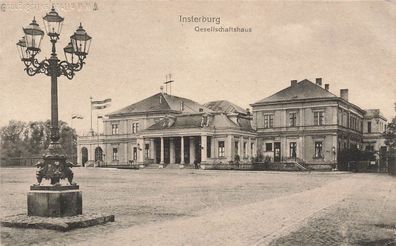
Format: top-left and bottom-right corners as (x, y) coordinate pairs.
(383, 116), (396, 149)
(1, 120), (77, 161)
(0, 120), (29, 159)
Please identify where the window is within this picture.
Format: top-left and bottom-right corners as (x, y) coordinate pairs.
(111, 124), (119, 135)
(289, 112), (297, 127)
(218, 141), (225, 157)
(367, 121), (372, 133)
(251, 143), (254, 157)
(243, 142), (247, 158)
(133, 147), (137, 160)
(207, 136), (212, 158)
(265, 143), (272, 152)
(112, 148), (118, 160)
(290, 142), (297, 158)
(132, 123), (139, 134)
(314, 142), (323, 158)
(264, 114), (274, 128)
(314, 111), (324, 126)
(145, 144), (150, 159)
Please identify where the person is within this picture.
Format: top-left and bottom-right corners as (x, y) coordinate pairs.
(194, 159), (198, 169)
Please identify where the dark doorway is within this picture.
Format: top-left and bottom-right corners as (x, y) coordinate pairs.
(95, 147), (103, 162)
(81, 147), (88, 167)
(274, 142), (281, 162)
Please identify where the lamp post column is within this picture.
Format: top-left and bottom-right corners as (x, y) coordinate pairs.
(49, 44), (60, 144)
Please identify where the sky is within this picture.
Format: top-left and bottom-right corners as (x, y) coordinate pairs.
(0, 0), (395, 134)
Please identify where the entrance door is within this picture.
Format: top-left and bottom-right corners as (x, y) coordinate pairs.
(274, 142), (281, 162)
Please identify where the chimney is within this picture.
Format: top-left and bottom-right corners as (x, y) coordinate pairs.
(340, 89), (349, 101)
(325, 84), (329, 90)
(160, 86), (164, 93)
(316, 78), (322, 87)
(199, 108), (204, 112)
(246, 108), (251, 116)
(291, 80), (298, 86)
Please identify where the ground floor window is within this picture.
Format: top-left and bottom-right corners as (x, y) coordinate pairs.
(112, 148), (118, 160)
(314, 141), (323, 158)
(290, 142), (297, 158)
(218, 141), (225, 157)
(207, 136), (212, 158)
(133, 147), (137, 160)
(235, 141), (239, 156)
(243, 142), (247, 158)
(251, 143), (255, 157)
(265, 143), (272, 152)
(145, 144), (150, 159)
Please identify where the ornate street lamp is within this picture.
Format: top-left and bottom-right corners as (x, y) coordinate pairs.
(17, 6), (92, 187)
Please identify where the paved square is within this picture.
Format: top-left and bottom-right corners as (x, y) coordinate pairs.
(1, 168), (395, 245)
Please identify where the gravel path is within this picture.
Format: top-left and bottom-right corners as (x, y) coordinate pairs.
(75, 176), (365, 246)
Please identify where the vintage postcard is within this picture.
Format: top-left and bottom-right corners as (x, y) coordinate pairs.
(0, 1), (395, 245)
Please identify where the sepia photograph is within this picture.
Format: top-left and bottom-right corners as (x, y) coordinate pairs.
(0, 0), (395, 245)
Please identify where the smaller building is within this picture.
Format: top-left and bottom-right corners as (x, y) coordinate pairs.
(362, 109), (387, 153)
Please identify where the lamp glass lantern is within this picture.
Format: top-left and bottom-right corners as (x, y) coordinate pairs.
(42, 6), (64, 38)
(23, 17), (45, 56)
(70, 23), (92, 57)
(16, 37), (29, 60)
(63, 42), (74, 63)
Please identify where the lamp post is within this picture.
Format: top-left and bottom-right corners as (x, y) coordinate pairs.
(17, 6), (92, 186)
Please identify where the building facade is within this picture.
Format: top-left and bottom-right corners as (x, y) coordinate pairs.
(78, 78), (388, 170)
(250, 78), (387, 169)
(77, 92), (256, 167)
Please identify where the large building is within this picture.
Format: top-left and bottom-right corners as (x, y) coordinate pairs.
(78, 78), (388, 169)
(77, 92), (256, 167)
(250, 78), (387, 169)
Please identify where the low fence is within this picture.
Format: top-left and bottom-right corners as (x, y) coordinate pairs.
(1, 156), (78, 167)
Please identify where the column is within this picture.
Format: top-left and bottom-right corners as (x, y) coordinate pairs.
(137, 138), (144, 164)
(160, 137), (164, 164)
(226, 135), (233, 161)
(189, 137), (195, 164)
(247, 138), (251, 159)
(180, 136), (185, 164)
(170, 138), (175, 164)
(150, 138), (155, 160)
(201, 135), (207, 163)
(239, 136), (243, 158)
(210, 136), (215, 158)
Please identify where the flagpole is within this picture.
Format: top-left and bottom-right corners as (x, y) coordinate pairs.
(90, 96), (93, 135)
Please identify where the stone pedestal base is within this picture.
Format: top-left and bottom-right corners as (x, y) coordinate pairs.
(28, 188), (82, 217)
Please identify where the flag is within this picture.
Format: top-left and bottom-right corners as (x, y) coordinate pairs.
(72, 114), (84, 119)
(91, 98), (111, 110)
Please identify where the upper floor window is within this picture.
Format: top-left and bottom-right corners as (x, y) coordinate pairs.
(289, 112), (297, 127)
(264, 114), (274, 128)
(132, 123), (139, 134)
(367, 121), (372, 133)
(218, 141), (225, 157)
(313, 111), (324, 126)
(111, 124), (119, 135)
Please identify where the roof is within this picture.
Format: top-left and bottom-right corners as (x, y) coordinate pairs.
(204, 100), (247, 115)
(364, 109), (387, 121)
(107, 93), (213, 117)
(252, 79), (337, 104)
(145, 113), (254, 132)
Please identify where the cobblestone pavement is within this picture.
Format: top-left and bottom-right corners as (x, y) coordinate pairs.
(0, 168), (394, 245)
